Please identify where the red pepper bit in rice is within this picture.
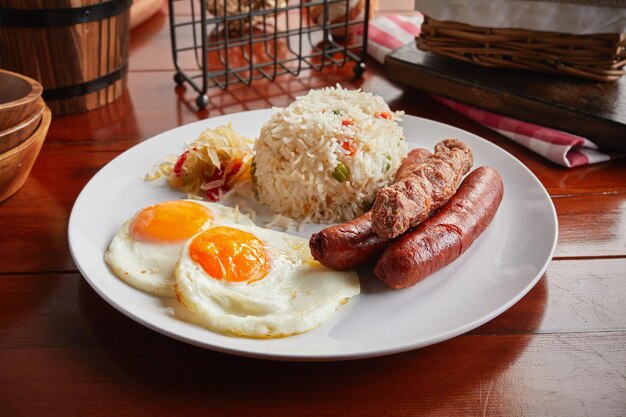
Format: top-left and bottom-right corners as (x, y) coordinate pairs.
(342, 119), (355, 127)
(341, 140), (356, 156)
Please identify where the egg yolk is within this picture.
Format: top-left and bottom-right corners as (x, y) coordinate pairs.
(130, 201), (213, 244)
(189, 226), (270, 283)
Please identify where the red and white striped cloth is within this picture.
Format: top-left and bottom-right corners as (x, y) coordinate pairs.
(359, 14), (622, 168)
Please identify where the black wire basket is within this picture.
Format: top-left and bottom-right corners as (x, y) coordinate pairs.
(168, 0), (370, 108)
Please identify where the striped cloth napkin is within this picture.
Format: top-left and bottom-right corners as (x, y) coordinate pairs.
(360, 14), (621, 167)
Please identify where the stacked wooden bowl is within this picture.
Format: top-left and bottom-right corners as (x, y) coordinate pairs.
(0, 69), (51, 202)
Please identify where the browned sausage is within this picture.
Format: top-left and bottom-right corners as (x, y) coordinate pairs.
(374, 166), (503, 289)
(309, 211), (383, 270)
(394, 148), (434, 182)
(372, 139), (473, 240)
(309, 148), (432, 270)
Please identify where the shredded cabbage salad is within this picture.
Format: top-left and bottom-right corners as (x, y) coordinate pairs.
(146, 124), (254, 201)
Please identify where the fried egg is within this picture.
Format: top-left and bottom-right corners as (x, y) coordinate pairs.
(104, 200), (254, 297)
(175, 224), (360, 338)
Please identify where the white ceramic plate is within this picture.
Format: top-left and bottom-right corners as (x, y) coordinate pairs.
(69, 109), (558, 361)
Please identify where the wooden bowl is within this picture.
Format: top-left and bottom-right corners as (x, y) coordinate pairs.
(0, 105), (51, 202)
(0, 69), (43, 132)
(0, 98), (45, 154)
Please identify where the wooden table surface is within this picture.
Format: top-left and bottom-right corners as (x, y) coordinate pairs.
(1, 5), (625, 417)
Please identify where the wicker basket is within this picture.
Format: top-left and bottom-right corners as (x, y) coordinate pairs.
(416, 16), (626, 82)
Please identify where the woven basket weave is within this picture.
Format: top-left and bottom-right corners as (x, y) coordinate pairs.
(416, 16), (626, 82)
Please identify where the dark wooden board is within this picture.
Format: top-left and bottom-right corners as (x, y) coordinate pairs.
(385, 43), (626, 151)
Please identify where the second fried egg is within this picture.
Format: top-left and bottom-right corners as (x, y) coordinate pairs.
(175, 224), (360, 338)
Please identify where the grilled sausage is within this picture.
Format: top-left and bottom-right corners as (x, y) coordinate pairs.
(372, 139), (473, 240)
(394, 148), (434, 182)
(374, 166), (503, 289)
(309, 148), (432, 270)
(309, 211), (383, 270)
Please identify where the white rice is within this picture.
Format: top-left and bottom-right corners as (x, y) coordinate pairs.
(253, 85), (408, 223)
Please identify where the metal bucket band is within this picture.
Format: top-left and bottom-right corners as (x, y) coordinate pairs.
(0, 0), (132, 28)
(42, 63), (127, 101)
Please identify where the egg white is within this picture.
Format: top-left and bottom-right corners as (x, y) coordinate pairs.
(104, 200), (255, 297)
(175, 224), (360, 338)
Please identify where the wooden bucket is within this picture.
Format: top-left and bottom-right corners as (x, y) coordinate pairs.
(0, 0), (131, 115)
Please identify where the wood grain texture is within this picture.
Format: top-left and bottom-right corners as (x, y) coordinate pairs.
(0, 332), (624, 417)
(472, 258), (626, 335)
(1, 147), (624, 273)
(0, 97), (44, 154)
(0, 69), (42, 131)
(554, 193), (626, 258)
(0, 64), (624, 273)
(1, 259), (624, 350)
(0, 148), (116, 273)
(0, 106), (51, 202)
(386, 44), (626, 151)
(0, 3), (625, 416)
(0, 0), (130, 115)
(41, 66), (626, 196)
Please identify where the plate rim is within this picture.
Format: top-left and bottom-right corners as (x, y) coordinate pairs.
(68, 109), (558, 361)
